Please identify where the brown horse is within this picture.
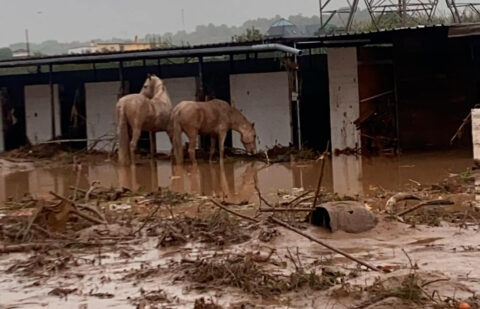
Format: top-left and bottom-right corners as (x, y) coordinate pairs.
(169, 99), (257, 165)
(116, 74), (172, 165)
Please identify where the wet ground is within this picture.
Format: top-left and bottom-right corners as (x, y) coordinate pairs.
(0, 149), (473, 203)
(1, 149), (479, 309)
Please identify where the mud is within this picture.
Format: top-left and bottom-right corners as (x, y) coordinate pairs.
(0, 148), (479, 308)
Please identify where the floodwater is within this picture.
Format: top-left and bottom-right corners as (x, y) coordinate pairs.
(0, 149), (474, 202)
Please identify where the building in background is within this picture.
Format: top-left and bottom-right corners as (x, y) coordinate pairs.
(265, 18), (305, 38)
(12, 49), (29, 58)
(68, 36), (152, 54)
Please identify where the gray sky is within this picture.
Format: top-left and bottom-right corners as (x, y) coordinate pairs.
(0, 0), (322, 46)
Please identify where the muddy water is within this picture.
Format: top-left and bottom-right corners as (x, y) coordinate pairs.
(0, 149), (473, 202)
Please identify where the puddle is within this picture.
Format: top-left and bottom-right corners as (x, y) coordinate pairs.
(0, 149), (473, 202)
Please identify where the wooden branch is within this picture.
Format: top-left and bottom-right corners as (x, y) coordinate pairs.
(71, 209), (107, 225)
(0, 243), (57, 253)
(396, 199), (454, 217)
(132, 202), (164, 235)
(254, 184), (274, 208)
(21, 204), (44, 242)
(49, 191), (107, 224)
(385, 192), (421, 213)
(312, 140), (330, 208)
(269, 216), (380, 272)
(282, 190), (312, 207)
(259, 207), (313, 212)
(209, 199), (259, 223)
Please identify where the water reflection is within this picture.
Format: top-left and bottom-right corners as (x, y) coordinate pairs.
(0, 149), (474, 202)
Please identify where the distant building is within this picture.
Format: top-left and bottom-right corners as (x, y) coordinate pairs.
(68, 46), (97, 55)
(265, 18), (305, 38)
(12, 49), (29, 58)
(68, 36), (152, 54)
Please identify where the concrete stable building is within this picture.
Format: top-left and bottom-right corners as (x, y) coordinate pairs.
(0, 24), (480, 158)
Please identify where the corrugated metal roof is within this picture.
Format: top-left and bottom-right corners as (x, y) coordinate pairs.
(0, 23), (478, 69)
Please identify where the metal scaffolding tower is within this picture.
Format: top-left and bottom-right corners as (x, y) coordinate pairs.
(364, 0), (439, 28)
(446, 0), (480, 23)
(318, 0), (480, 33)
(318, 0), (361, 32)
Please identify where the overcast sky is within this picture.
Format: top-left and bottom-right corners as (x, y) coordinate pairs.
(0, 0), (326, 46)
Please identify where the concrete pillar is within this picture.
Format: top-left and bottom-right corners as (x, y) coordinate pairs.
(327, 47), (363, 196)
(327, 47), (361, 152)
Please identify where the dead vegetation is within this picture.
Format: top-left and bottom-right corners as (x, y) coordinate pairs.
(1, 167), (479, 308)
(181, 251), (340, 297)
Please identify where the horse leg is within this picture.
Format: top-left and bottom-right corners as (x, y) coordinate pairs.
(218, 131), (227, 164)
(209, 135), (216, 162)
(129, 127), (141, 165)
(187, 133), (198, 166)
(149, 131), (156, 159)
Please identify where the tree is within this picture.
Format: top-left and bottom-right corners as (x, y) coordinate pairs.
(0, 48), (12, 60)
(232, 26), (263, 43)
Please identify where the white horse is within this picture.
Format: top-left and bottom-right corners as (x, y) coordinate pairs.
(116, 74), (172, 165)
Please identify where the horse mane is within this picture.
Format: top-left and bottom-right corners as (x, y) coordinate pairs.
(151, 75), (172, 105)
(228, 104), (250, 125)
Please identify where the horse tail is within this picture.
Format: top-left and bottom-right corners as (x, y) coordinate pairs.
(171, 113), (184, 166)
(117, 101), (130, 165)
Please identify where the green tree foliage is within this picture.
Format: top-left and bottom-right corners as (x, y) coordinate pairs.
(0, 48), (12, 60)
(232, 26), (263, 42)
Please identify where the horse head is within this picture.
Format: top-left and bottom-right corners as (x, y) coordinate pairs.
(240, 122), (257, 154)
(140, 74), (157, 99)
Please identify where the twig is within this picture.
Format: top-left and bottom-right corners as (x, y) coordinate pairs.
(85, 181), (100, 202)
(296, 247), (303, 269)
(286, 247), (299, 270)
(49, 191), (107, 223)
(31, 224), (72, 240)
(69, 186), (96, 198)
(264, 150), (270, 165)
(0, 243), (58, 253)
(402, 248), (415, 269)
(421, 278), (450, 288)
(282, 190), (312, 207)
(71, 208), (107, 225)
(450, 110), (473, 145)
(20, 204), (44, 242)
(72, 159), (82, 202)
(396, 200), (454, 217)
(385, 193), (422, 214)
(132, 202), (164, 235)
(312, 140), (330, 208)
(254, 184), (274, 208)
(291, 196), (315, 208)
(209, 199), (259, 223)
(269, 216), (379, 272)
(259, 207), (313, 212)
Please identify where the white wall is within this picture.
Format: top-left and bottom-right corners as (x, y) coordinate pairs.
(0, 97), (4, 152)
(230, 72), (291, 150)
(155, 77), (197, 153)
(327, 47), (361, 151)
(85, 81), (122, 150)
(24, 85), (61, 144)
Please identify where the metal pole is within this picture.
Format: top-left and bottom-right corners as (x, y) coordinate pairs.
(25, 29), (30, 57)
(198, 56), (204, 100)
(119, 61), (124, 96)
(49, 64), (56, 139)
(294, 43), (302, 150)
(319, 0), (323, 28)
(346, 0), (360, 31)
